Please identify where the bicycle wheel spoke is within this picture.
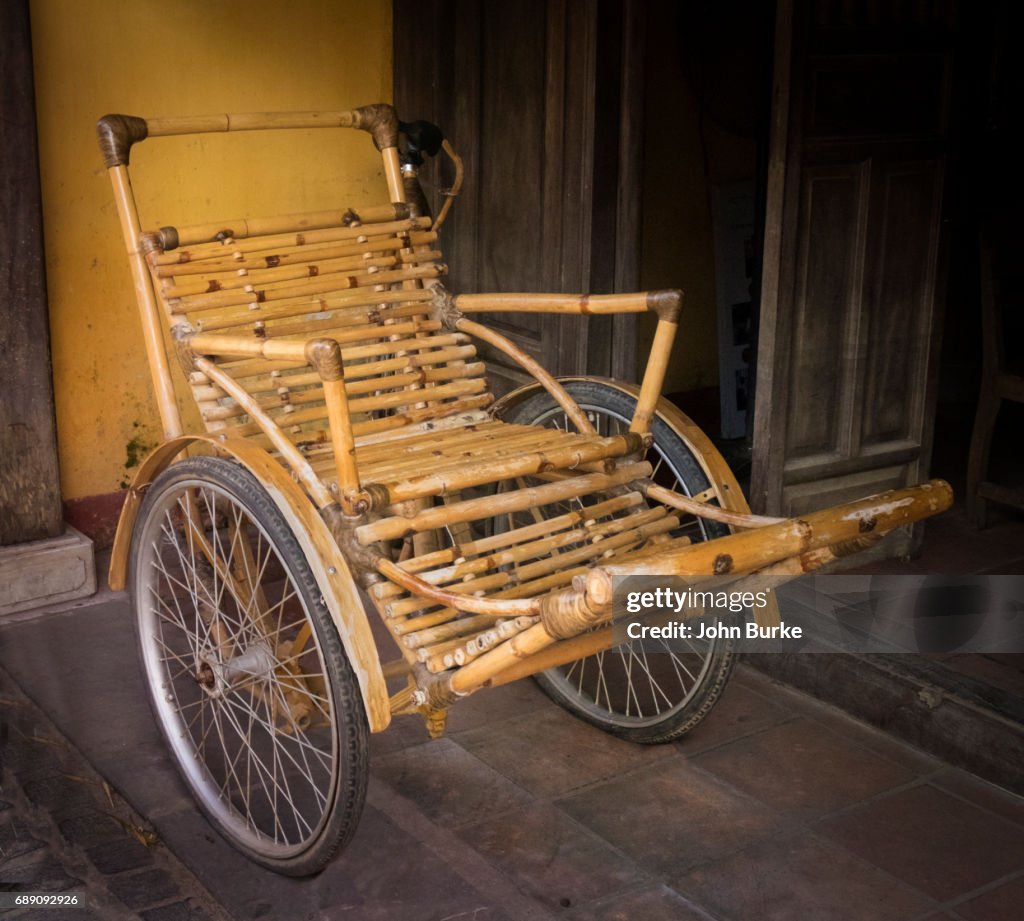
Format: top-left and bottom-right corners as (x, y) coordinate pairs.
(133, 462), (359, 869)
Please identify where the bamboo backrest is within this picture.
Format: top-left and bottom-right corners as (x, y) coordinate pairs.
(146, 209), (490, 455)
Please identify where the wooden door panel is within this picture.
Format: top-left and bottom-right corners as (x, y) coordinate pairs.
(785, 162), (868, 461)
(861, 159), (944, 447)
(753, 0), (954, 550)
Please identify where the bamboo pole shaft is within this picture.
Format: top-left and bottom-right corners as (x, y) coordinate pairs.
(108, 166), (183, 438)
(192, 356), (332, 507)
(378, 433), (641, 505)
(644, 483), (784, 529)
(454, 292), (651, 315)
(171, 262), (442, 313)
(382, 147), (405, 203)
(161, 205), (416, 248)
(454, 317), (594, 434)
(155, 230), (436, 276)
(447, 622), (556, 695)
(630, 318), (677, 435)
(193, 288), (435, 330)
(144, 110), (376, 136)
(605, 480), (954, 577)
(375, 491), (643, 597)
(488, 626), (614, 687)
(403, 613), (502, 649)
(357, 462), (651, 544)
(161, 249), (441, 298)
(375, 557), (542, 617)
(152, 217), (431, 265)
(352, 410), (488, 449)
(188, 333), (309, 361)
(320, 374), (361, 513)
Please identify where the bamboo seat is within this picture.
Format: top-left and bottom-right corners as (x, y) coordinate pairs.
(346, 420), (640, 505)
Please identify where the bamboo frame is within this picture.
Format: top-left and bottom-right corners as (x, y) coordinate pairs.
(100, 103), (953, 737)
(451, 290), (681, 436)
(454, 317), (595, 434)
(108, 166), (183, 439)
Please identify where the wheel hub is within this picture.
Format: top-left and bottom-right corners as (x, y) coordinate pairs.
(195, 641), (276, 697)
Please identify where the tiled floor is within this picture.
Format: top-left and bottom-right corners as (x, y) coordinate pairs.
(1, 597), (1022, 920)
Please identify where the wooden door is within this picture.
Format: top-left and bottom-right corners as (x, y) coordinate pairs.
(393, 0), (644, 394)
(751, 0), (955, 550)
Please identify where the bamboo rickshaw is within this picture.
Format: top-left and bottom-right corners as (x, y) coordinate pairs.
(97, 104), (952, 875)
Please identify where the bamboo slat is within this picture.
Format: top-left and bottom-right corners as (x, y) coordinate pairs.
(153, 230), (437, 277)
(356, 462), (651, 544)
(158, 205), (421, 250)
(150, 217), (431, 265)
(643, 482), (784, 529)
(170, 263), (443, 314)
(372, 432), (640, 505)
(161, 249), (442, 298)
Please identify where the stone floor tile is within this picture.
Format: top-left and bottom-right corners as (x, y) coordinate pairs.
(675, 831), (934, 921)
(455, 706), (670, 798)
(368, 713), (434, 757)
(793, 707), (945, 777)
(374, 737), (532, 827)
(816, 783), (1024, 901)
(559, 758), (784, 875)
(152, 800), (507, 921)
(566, 883), (723, 921)
(84, 834), (155, 874)
(676, 680), (792, 755)
(0, 814), (46, 862)
(446, 676), (551, 734)
(953, 874), (1024, 921)
(140, 901), (214, 921)
(929, 768), (1024, 828)
(694, 718), (917, 819)
(0, 852), (84, 891)
(457, 800), (640, 912)
(107, 867), (180, 910)
(20, 773), (98, 821)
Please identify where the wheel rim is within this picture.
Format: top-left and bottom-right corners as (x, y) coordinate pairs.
(135, 477), (338, 859)
(515, 398), (725, 729)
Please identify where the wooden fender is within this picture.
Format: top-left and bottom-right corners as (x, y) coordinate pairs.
(108, 435), (390, 732)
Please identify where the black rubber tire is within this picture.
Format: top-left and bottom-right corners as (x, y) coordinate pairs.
(500, 380), (738, 744)
(129, 456), (368, 876)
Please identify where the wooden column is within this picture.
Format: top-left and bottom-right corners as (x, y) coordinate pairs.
(0, 0), (63, 545)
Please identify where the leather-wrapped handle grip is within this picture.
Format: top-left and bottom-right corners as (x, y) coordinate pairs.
(96, 104), (400, 168)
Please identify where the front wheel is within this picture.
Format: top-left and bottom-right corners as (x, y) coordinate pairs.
(498, 379), (739, 744)
(129, 456), (368, 875)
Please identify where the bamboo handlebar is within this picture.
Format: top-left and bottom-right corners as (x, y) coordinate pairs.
(97, 105), (401, 168)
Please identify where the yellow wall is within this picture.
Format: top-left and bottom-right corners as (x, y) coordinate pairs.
(30, 0), (392, 502)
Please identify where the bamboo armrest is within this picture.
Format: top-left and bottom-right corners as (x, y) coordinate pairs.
(453, 290), (682, 322)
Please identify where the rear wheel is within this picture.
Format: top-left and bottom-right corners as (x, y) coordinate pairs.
(130, 456), (367, 876)
(500, 380), (738, 744)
